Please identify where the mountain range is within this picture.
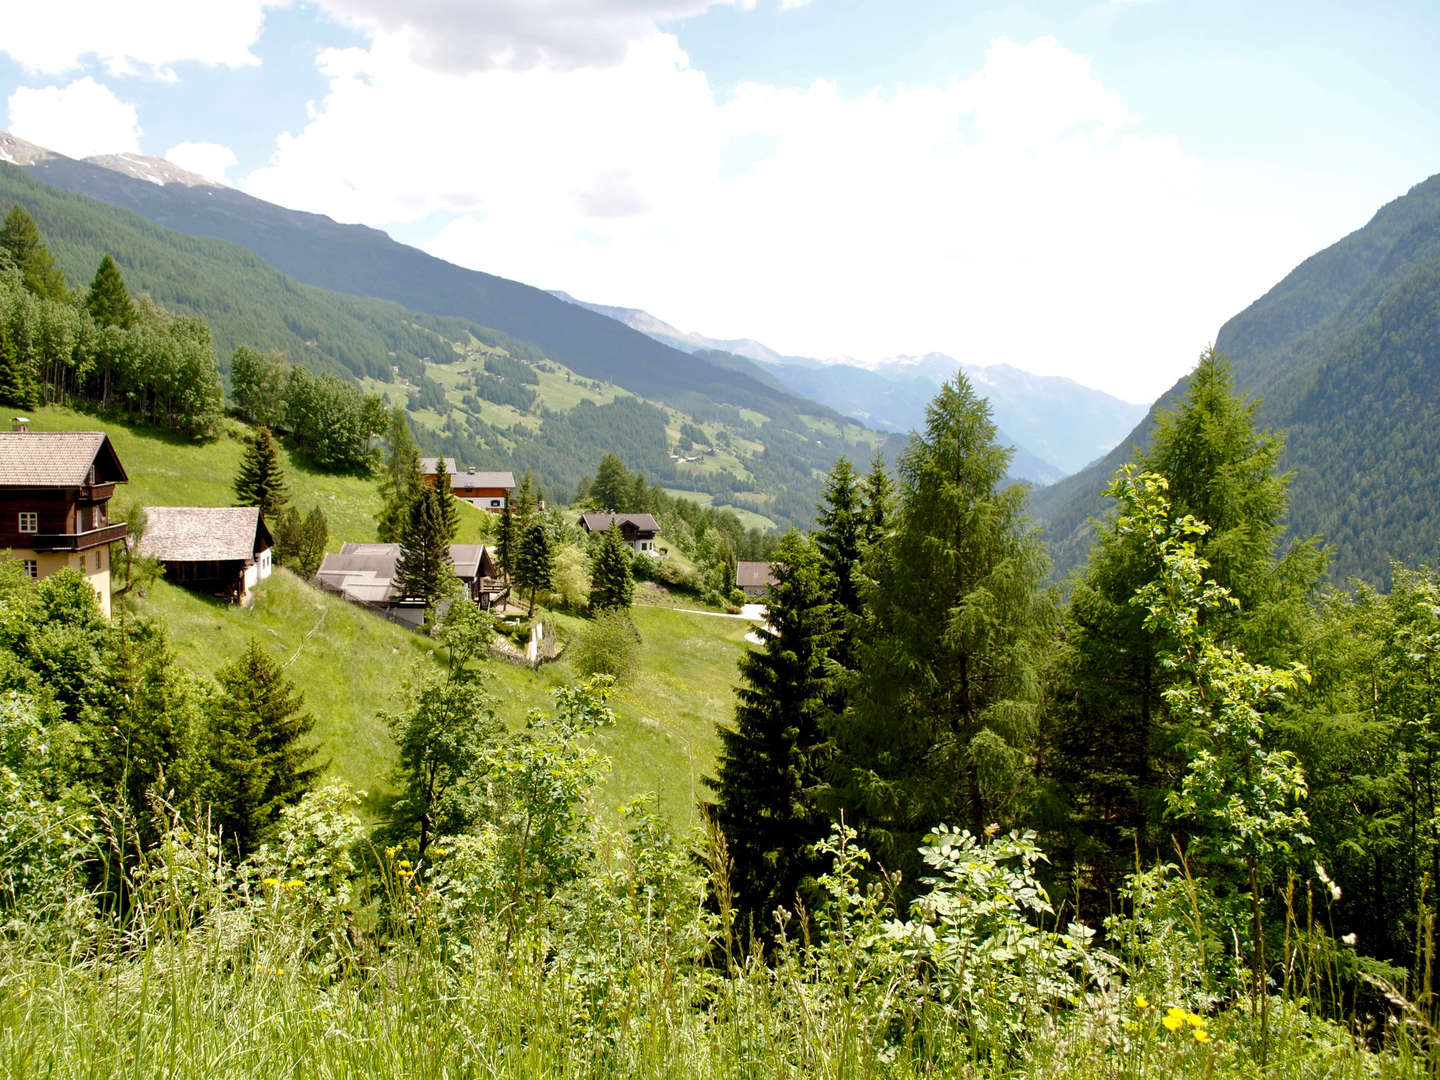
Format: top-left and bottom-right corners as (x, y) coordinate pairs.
(1033, 170), (1440, 585)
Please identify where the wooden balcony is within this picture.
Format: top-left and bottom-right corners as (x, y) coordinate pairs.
(29, 522), (129, 551)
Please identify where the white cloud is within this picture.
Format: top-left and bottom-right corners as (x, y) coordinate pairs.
(310, 0), (754, 72)
(240, 32), (1324, 400)
(7, 78), (142, 159)
(0, 2), (279, 80)
(165, 141), (238, 184)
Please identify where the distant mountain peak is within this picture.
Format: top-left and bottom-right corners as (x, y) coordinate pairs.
(0, 131), (57, 167)
(83, 152), (225, 189)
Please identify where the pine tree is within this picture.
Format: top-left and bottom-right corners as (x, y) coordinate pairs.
(705, 531), (837, 937)
(233, 426), (289, 520)
(496, 503), (516, 578)
(0, 205), (68, 302)
(208, 638), (321, 854)
(513, 520), (554, 615)
(434, 457), (460, 541)
(592, 452), (630, 510)
(376, 407), (422, 543)
(814, 457), (864, 670)
(1046, 349), (1323, 908)
(588, 522), (634, 612)
(860, 452), (894, 549)
(395, 485), (454, 610)
(84, 255), (135, 329)
(827, 374), (1052, 882)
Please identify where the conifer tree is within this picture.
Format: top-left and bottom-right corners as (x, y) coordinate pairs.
(705, 531), (837, 937)
(0, 205), (68, 302)
(376, 407), (422, 543)
(1046, 349), (1323, 907)
(84, 255), (135, 329)
(827, 374), (1052, 883)
(513, 519), (554, 615)
(434, 457), (460, 541)
(233, 426), (289, 520)
(588, 522), (634, 613)
(395, 485), (453, 610)
(860, 452), (894, 548)
(592, 452), (630, 510)
(208, 638), (321, 854)
(496, 503), (516, 578)
(814, 457), (864, 670)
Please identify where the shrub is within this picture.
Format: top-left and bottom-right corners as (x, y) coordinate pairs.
(570, 611), (641, 682)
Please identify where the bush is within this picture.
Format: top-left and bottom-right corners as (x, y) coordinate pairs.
(570, 610), (641, 683)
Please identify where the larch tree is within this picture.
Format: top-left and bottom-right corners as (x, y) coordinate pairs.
(827, 374), (1052, 884)
(705, 530), (838, 940)
(233, 426), (289, 520)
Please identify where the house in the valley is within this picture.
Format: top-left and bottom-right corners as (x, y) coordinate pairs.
(420, 458), (515, 513)
(735, 560), (778, 599)
(138, 506), (274, 604)
(0, 422), (130, 616)
(577, 511), (661, 554)
(314, 541), (507, 626)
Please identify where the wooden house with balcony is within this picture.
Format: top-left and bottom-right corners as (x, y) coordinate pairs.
(0, 424), (129, 616)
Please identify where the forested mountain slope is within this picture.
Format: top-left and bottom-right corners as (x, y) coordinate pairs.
(1033, 171), (1440, 584)
(0, 156), (902, 524)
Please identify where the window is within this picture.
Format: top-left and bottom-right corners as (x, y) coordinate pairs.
(78, 554), (87, 572)
(18, 511), (37, 533)
(490, 499), (502, 508)
(22, 560), (37, 579)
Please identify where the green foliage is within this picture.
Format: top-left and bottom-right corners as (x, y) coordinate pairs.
(284, 366), (385, 473)
(272, 504), (328, 577)
(588, 522), (635, 612)
(206, 638), (322, 855)
(376, 405), (422, 543)
(432, 457), (460, 541)
(394, 484), (454, 610)
(591, 451), (632, 510)
(570, 610), (640, 683)
(829, 374), (1052, 882)
(706, 530), (837, 937)
(232, 425), (289, 519)
(513, 519), (554, 616)
(84, 254), (134, 329)
(0, 203), (68, 302)
(229, 344), (289, 427)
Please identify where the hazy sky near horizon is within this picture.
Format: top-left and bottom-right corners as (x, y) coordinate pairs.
(1, 1), (1436, 402)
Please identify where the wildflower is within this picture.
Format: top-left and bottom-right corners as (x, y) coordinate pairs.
(1135, 995), (1150, 1010)
(385, 846), (398, 859)
(1162, 1008), (1186, 1033)
(433, 848), (448, 857)
(1193, 1028), (1210, 1044)
(263, 877), (281, 887)
(283, 880), (303, 890)
(1185, 1012), (1204, 1029)
(1315, 862), (1342, 902)
(397, 869), (413, 879)
(1342, 932), (1358, 946)
(397, 859), (412, 869)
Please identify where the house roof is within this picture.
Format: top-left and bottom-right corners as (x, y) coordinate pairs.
(317, 543), (488, 604)
(138, 506), (272, 563)
(736, 561), (778, 589)
(450, 544), (492, 578)
(0, 431), (129, 487)
(578, 512), (661, 534)
(419, 457), (458, 475)
(452, 470), (515, 490)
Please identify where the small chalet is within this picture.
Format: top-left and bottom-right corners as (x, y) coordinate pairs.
(578, 511), (661, 554)
(421, 458), (515, 513)
(735, 560), (778, 598)
(314, 541), (506, 626)
(0, 422), (129, 616)
(138, 506), (274, 604)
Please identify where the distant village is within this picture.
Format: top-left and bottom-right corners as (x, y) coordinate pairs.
(0, 422), (774, 627)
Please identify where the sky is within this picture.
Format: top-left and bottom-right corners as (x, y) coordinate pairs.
(1, 1), (1436, 403)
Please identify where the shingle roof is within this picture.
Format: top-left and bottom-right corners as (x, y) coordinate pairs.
(578, 512), (661, 533)
(736, 561), (778, 589)
(0, 431), (128, 486)
(317, 543), (489, 603)
(138, 506), (271, 562)
(452, 470), (514, 489)
(420, 457), (458, 475)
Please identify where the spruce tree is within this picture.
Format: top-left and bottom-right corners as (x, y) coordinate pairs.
(827, 374), (1052, 883)
(588, 522), (634, 612)
(513, 520), (554, 615)
(376, 407), (422, 543)
(592, 452), (630, 510)
(395, 485), (454, 610)
(233, 426), (289, 520)
(0, 205), (68, 302)
(1046, 350), (1322, 908)
(705, 531), (837, 938)
(434, 458), (460, 541)
(496, 503), (516, 578)
(208, 638), (321, 854)
(814, 457), (864, 670)
(860, 452), (894, 549)
(84, 255), (135, 329)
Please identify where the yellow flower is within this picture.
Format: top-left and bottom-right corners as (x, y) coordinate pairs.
(283, 879), (303, 890)
(433, 848), (448, 857)
(397, 869), (413, 878)
(1185, 1012), (1205, 1029)
(397, 859), (413, 869)
(1193, 1028), (1210, 1044)
(1134, 995), (1150, 1010)
(385, 846), (398, 859)
(263, 877), (281, 887)
(1162, 1009), (1185, 1033)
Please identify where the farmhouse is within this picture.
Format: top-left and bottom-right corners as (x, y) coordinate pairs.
(578, 511), (661, 554)
(138, 506), (274, 604)
(0, 423), (129, 616)
(421, 457), (515, 512)
(735, 560), (778, 598)
(314, 541), (507, 626)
